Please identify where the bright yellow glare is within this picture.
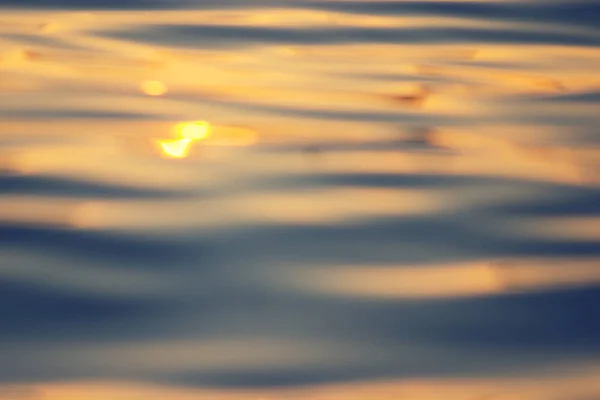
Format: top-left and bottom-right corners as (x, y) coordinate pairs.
(177, 121), (210, 140)
(141, 80), (168, 96)
(156, 121), (211, 159)
(159, 138), (192, 158)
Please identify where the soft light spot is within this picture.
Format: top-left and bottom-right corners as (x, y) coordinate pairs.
(141, 80), (168, 96)
(209, 125), (257, 146)
(177, 121), (210, 140)
(158, 138), (192, 159)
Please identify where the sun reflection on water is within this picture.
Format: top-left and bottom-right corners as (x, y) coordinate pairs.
(141, 80), (168, 96)
(159, 138), (193, 159)
(176, 121), (210, 140)
(1, 3), (600, 400)
(157, 121), (211, 158)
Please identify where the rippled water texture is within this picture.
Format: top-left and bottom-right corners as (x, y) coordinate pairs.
(1, 0), (599, 399)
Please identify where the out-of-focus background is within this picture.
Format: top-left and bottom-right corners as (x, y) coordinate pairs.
(0, 0), (599, 399)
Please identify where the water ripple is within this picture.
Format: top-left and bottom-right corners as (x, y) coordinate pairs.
(0, 0), (599, 398)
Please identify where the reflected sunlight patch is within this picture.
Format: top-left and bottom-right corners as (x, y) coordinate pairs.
(158, 138), (193, 159)
(287, 262), (503, 299)
(206, 125), (258, 147)
(141, 80), (168, 96)
(175, 120), (210, 140)
(275, 258), (600, 300)
(10, 362), (600, 400)
(156, 121), (210, 159)
(155, 121), (259, 158)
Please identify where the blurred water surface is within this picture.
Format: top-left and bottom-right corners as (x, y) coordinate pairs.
(1, 0), (599, 399)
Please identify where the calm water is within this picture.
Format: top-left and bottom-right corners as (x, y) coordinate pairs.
(1, 0), (599, 399)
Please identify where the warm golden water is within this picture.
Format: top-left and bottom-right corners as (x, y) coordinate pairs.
(1, 1), (599, 399)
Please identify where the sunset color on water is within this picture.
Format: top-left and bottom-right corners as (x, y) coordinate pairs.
(0, 0), (599, 399)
